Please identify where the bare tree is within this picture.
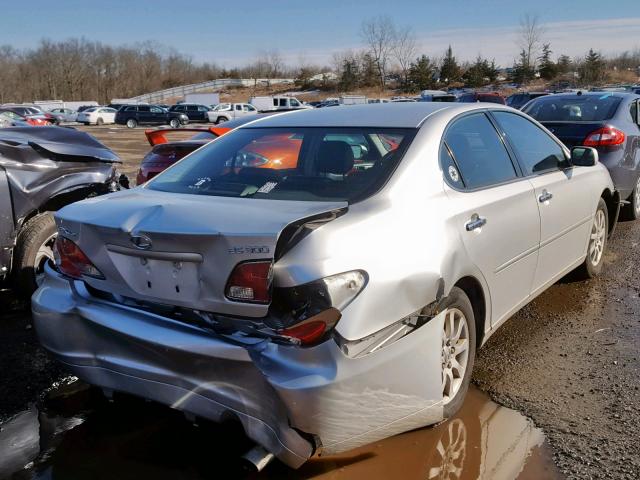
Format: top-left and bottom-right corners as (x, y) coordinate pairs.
(518, 14), (544, 70)
(360, 15), (396, 88)
(392, 28), (417, 87)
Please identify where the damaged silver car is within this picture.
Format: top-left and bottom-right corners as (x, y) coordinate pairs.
(33, 103), (616, 469)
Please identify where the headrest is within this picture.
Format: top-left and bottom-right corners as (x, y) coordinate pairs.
(317, 141), (354, 175)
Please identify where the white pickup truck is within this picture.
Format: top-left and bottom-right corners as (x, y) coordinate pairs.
(207, 103), (258, 124)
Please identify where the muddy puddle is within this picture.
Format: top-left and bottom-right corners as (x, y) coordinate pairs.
(0, 379), (560, 480)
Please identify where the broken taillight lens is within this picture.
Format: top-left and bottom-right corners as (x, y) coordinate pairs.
(225, 261), (273, 303)
(53, 236), (104, 280)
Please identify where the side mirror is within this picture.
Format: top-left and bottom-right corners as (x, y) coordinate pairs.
(570, 146), (598, 167)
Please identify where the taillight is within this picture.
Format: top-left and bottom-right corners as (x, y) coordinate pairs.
(53, 236), (104, 279)
(583, 127), (625, 147)
(225, 261), (273, 303)
(280, 308), (341, 345)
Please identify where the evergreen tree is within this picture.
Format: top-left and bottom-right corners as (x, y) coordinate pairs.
(407, 55), (436, 90)
(339, 58), (359, 91)
(511, 49), (535, 84)
(359, 53), (378, 88)
(538, 43), (558, 80)
(556, 55), (572, 74)
(463, 56), (488, 87)
(580, 49), (605, 84)
(439, 46), (461, 85)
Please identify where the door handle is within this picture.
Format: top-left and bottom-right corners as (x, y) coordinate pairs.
(465, 214), (487, 231)
(539, 190), (553, 203)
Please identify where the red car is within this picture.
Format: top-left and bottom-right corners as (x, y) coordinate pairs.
(0, 109), (48, 126)
(135, 113), (291, 185)
(456, 92), (506, 105)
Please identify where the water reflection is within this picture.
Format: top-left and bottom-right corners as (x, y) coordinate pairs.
(0, 381), (559, 480)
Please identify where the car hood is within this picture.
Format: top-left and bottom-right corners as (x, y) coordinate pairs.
(55, 187), (347, 317)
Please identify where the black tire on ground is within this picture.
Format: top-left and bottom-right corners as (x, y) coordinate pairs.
(439, 286), (477, 419)
(96, 117), (104, 126)
(619, 178), (640, 221)
(169, 118), (180, 128)
(126, 118), (137, 129)
(13, 213), (57, 297)
(574, 197), (609, 279)
(216, 117), (228, 124)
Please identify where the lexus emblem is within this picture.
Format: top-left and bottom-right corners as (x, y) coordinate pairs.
(130, 234), (152, 250)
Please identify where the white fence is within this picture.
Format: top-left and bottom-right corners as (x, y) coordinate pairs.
(122, 78), (296, 104)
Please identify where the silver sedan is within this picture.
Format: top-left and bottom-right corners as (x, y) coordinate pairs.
(33, 103), (616, 469)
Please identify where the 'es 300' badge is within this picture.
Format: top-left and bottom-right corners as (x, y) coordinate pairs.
(228, 246), (270, 254)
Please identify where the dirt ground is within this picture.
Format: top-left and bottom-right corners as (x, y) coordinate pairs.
(0, 124), (638, 479)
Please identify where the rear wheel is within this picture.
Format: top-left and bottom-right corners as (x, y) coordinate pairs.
(126, 118), (137, 129)
(439, 287), (476, 418)
(169, 118), (181, 128)
(13, 213), (57, 297)
(575, 198), (608, 279)
(216, 116), (228, 124)
(620, 176), (640, 221)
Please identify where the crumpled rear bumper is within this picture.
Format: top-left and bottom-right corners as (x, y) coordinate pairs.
(32, 264), (445, 467)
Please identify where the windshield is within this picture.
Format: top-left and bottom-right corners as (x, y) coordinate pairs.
(148, 127), (414, 203)
(523, 95), (622, 121)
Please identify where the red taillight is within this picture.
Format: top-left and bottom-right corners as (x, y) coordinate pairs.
(279, 308), (342, 345)
(583, 127), (625, 147)
(53, 236), (104, 279)
(225, 261), (272, 303)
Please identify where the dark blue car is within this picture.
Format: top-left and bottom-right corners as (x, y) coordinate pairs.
(524, 92), (640, 219)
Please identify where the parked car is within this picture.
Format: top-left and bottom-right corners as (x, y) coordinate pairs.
(523, 92), (640, 219)
(168, 103), (212, 123)
(207, 103), (258, 124)
(506, 92), (550, 109)
(0, 126), (119, 295)
(34, 103), (616, 470)
(456, 92), (506, 104)
(0, 112), (30, 127)
(249, 96), (311, 112)
(76, 107), (117, 125)
(367, 98), (390, 104)
(419, 90), (457, 102)
(1, 105), (57, 124)
(49, 108), (77, 123)
(0, 109), (48, 126)
(114, 105), (189, 129)
(135, 112), (294, 184)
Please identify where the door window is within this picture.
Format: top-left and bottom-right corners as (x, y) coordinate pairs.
(492, 111), (566, 174)
(150, 106), (163, 113)
(444, 113), (517, 189)
(278, 98), (288, 107)
(138, 106), (151, 112)
(235, 104), (242, 111)
(290, 99), (300, 107)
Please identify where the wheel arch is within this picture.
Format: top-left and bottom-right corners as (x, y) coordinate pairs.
(601, 188), (620, 236)
(453, 276), (487, 348)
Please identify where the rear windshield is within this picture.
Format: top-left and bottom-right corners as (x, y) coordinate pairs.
(148, 127), (414, 203)
(523, 95), (622, 121)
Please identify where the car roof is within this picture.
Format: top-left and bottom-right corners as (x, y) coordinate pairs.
(546, 91), (638, 99)
(241, 103), (490, 128)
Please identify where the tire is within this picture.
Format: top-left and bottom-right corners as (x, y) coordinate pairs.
(96, 117), (104, 126)
(13, 213), (57, 297)
(620, 176), (640, 221)
(126, 118), (137, 129)
(438, 286), (477, 418)
(169, 118), (180, 128)
(575, 197), (608, 279)
(216, 116), (228, 124)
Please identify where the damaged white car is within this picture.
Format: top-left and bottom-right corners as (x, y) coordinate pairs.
(33, 103), (616, 469)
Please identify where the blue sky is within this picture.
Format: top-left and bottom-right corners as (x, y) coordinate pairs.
(1, 0), (639, 67)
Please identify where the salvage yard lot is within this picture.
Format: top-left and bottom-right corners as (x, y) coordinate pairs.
(0, 123), (639, 479)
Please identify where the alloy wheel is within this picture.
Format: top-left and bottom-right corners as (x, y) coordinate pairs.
(34, 233), (56, 287)
(589, 209), (606, 266)
(441, 308), (470, 404)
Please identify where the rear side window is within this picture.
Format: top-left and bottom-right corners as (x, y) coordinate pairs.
(138, 106), (150, 112)
(523, 95), (622, 121)
(493, 112), (566, 175)
(444, 113), (517, 189)
(125, 106), (136, 112)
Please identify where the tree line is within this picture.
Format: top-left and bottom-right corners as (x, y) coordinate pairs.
(0, 16), (638, 104)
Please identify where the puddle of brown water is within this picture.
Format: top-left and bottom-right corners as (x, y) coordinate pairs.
(0, 381), (560, 480)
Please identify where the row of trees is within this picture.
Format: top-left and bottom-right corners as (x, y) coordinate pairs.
(0, 16), (638, 104)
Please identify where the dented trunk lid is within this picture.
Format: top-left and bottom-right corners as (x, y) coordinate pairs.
(55, 188), (346, 317)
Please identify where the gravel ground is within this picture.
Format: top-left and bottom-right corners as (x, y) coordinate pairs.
(474, 218), (640, 479)
(0, 125), (638, 478)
